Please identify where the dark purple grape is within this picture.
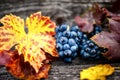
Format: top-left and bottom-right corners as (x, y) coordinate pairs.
(70, 26), (79, 32)
(68, 38), (76, 46)
(60, 24), (67, 32)
(59, 37), (68, 44)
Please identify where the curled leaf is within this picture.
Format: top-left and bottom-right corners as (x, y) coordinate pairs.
(80, 64), (114, 80)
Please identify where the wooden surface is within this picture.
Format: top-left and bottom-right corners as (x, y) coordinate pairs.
(0, 58), (120, 80)
(0, 0), (120, 80)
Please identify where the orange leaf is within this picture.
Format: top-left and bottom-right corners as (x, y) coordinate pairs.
(6, 51), (51, 80)
(16, 33), (58, 73)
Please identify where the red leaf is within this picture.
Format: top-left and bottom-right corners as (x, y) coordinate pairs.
(0, 50), (17, 65)
(91, 19), (120, 60)
(92, 3), (120, 24)
(6, 54), (51, 80)
(75, 15), (94, 33)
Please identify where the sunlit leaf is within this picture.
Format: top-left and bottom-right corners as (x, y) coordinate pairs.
(0, 14), (26, 50)
(0, 14), (26, 37)
(0, 27), (16, 50)
(26, 12), (56, 35)
(16, 33), (58, 73)
(80, 64), (114, 80)
(0, 11), (58, 80)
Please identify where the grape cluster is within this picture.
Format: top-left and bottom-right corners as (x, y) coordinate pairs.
(55, 24), (79, 63)
(55, 24), (107, 62)
(80, 39), (104, 60)
(77, 25), (107, 60)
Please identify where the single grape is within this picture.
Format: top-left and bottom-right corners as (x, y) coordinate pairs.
(59, 51), (64, 58)
(70, 26), (79, 31)
(57, 32), (63, 38)
(70, 31), (77, 38)
(60, 24), (67, 32)
(63, 31), (70, 37)
(88, 42), (94, 47)
(68, 38), (76, 46)
(55, 26), (60, 33)
(82, 52), (90, 58)
(77, 31), (83, 39)
(64, 50), (72, 56)
(70, 45), (78, 52)
(56, 43), (63, 51)
(63, 44), (70, 50)
(59, 37), (68, 44)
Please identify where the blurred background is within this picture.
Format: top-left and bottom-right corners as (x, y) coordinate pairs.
(0, 0), (120, 25)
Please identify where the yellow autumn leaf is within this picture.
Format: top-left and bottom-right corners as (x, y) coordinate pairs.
(16, 33), (58, 73)
(80, 64), (114, 80)
(0, 14), (26, 50)
(26, 12), (56, 35)
(0, 14), (26, 38)
(0, 11), (58, 80)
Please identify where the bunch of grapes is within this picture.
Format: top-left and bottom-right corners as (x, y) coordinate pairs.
(77, 25), (107, 60)
(55, 24), (79, 63)
(80, 39), (105, 60)
(55, 24), (107, 62)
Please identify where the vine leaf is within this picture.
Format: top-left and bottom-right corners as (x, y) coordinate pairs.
(91, 4), (120, 61)
(0, 12), (58, 79)
(26, 12), (56, 35)
(75, 14), (94, 33)
(91, 19), (120, 60)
